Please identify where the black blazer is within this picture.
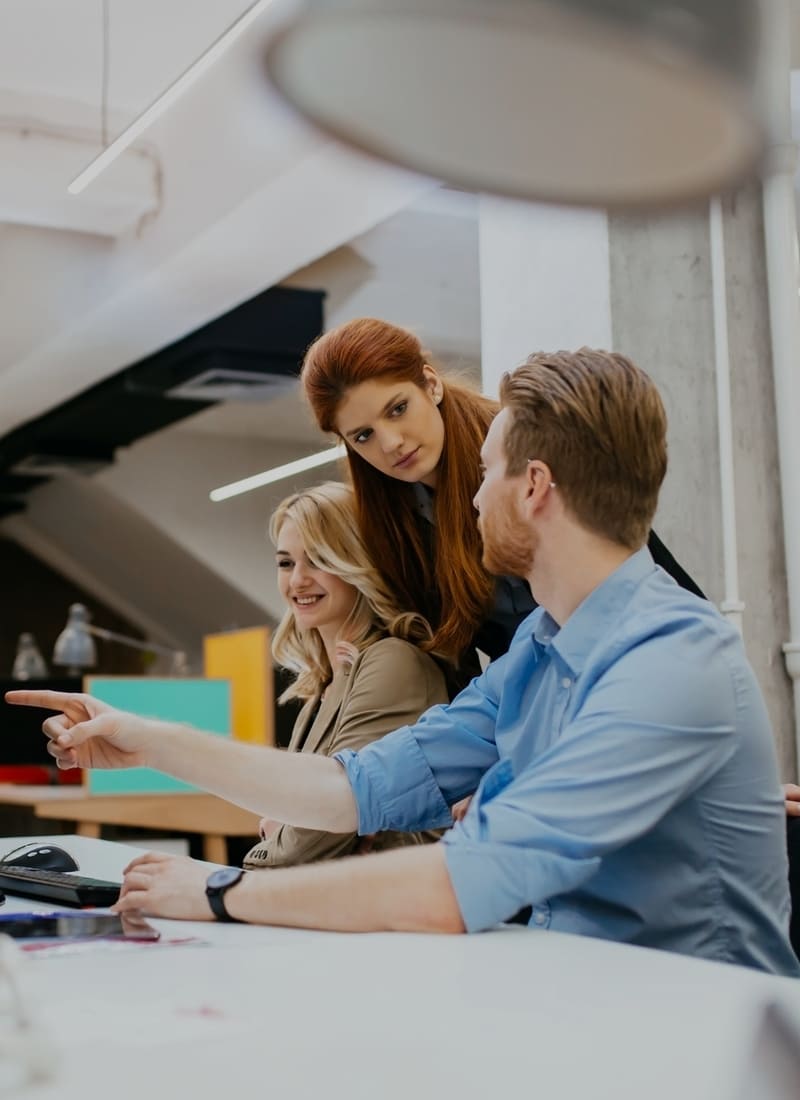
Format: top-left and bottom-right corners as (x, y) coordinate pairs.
(787, 817), (800, 960)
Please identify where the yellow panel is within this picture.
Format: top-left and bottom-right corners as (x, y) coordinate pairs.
(203, 627), (273, 746)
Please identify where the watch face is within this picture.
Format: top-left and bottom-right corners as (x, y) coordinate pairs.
(207, 866), (243, 891)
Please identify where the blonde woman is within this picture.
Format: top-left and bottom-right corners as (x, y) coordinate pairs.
(242, 481), (447, 869)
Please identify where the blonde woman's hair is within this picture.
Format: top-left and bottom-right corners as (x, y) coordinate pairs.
(271, 482), (433, 702)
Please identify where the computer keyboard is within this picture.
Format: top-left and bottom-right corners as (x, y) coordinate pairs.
(0, 865), (121, 907)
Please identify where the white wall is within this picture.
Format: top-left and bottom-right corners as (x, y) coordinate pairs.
(479, 196), (611, 392)
(96, 420), (334, 623)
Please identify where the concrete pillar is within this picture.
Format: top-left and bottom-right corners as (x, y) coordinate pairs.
(478, 192), (797, 779)
(760, 1), (800, 775)
(609, 194), (795, 780)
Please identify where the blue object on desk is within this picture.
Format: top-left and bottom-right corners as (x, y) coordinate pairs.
(85, 677), (231, 795)
(0, 910), (159, 940)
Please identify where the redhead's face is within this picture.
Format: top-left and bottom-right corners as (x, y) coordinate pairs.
(275, 518), (358, 637)
(334, 367), (445, 488)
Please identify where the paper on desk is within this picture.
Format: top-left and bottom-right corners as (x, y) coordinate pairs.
(20, 935), (208, 958)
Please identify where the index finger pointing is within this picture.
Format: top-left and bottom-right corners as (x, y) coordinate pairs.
(5, 690), (88, 718)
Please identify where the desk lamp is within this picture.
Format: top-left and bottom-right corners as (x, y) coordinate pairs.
(52, 604), (189, 677)
(11, 634), (49, 680)
(264, 0), (766, 207)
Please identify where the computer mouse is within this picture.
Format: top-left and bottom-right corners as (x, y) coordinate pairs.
(1, 845), (79, 872)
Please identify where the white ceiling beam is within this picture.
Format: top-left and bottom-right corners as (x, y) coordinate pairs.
(0, 127), (158, 237)
(0, 141), (435, 436)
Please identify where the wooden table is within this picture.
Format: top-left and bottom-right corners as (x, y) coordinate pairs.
(0, 784), (259, 862)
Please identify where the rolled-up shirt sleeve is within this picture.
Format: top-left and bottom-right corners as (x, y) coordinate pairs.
(335, 652), (507, 835)
(441, 640), (741, 932)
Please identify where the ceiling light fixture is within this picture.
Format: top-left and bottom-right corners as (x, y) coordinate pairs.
(69, 0), (275, 195)
(264, 0), (766, 208)
(210, 443), (347, 502)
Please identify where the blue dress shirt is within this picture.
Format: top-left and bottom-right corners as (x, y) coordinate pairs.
(337, 549), (800, 975)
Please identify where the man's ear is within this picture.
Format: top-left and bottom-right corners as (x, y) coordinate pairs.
(525, 460), (556, 510)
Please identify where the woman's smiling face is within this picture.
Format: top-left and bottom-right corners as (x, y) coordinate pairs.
(334, 367), (445, 488)
(276, 518), (357, 636)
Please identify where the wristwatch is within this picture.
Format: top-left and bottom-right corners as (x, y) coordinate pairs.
(205, 866), (245, 922)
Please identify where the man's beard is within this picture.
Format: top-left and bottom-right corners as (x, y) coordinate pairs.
(479, 496), (536, 578)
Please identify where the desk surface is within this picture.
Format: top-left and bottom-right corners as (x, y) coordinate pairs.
(2, 834), (799, 1100)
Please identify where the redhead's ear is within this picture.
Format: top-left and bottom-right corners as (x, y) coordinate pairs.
(422, 364), (444, 405)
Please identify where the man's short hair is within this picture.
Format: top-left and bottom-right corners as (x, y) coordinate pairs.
(499, 349), (667, 549)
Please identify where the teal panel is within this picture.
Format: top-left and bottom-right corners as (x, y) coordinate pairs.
(85, 678), (230, 795)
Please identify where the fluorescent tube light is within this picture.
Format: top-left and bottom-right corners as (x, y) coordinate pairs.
(210, 444), (347, 502)
(69, 0), (275, 194)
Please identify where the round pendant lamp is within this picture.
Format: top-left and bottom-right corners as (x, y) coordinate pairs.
(264, 0), (765, 208)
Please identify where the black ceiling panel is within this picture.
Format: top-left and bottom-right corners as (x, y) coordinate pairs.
(126, 285), (324, 394)
(0, 285), (325, 503)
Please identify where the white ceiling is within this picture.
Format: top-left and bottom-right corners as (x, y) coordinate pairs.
(5, 0), (799, 113)
(0, 0), (796, 646)
(166, 185), (481, 448)
(0, 0), (444, 441)
(0, 0), (251, 114)
(0, 0), (798, 454)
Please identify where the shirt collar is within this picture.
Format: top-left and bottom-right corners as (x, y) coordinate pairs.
(411, 482), (435, 526)
(534, 547), (656, 675)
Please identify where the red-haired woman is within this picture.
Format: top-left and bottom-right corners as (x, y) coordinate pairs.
(302, 317), (702, 692)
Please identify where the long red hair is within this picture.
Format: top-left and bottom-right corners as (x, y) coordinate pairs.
(301, 318), (497, 662)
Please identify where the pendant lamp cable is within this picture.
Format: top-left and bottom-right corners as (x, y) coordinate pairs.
(101, 0), (110, 147)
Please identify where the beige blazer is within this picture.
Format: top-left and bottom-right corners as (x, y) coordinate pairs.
(243, 636), (448, 869)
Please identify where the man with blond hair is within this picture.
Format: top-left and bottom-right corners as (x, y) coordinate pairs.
(9, 349), (799, 975)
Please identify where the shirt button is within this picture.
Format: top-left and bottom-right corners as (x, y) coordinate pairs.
(533, 911), (547, 926)
(561, 677), (571, 689)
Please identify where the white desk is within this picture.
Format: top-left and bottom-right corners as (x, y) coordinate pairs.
(2, 834), (800, 1100)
